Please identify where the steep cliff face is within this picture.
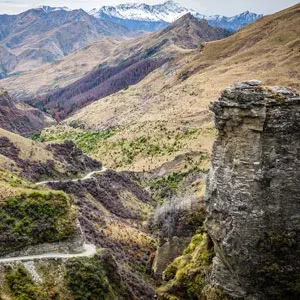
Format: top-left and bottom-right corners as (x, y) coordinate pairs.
(205, 81), (300, 299)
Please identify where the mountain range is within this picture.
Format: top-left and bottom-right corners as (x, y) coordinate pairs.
(60, 3), (299, 172)
(0, 2), (299, 300)
(0, 1), (262, 80)
(0, 8), (129, 78)
(90, 0), (263, 32)
(27, 14), (232, 120)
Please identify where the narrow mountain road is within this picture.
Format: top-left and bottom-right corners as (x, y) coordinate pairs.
(36, 168), (107, 186)
(0, 244), (97, 263)
(0, 169), (106, 263)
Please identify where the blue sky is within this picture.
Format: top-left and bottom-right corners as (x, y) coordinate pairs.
(0, 0), (298, 16)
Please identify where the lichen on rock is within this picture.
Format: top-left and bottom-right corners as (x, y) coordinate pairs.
(205, 81), (300, 299)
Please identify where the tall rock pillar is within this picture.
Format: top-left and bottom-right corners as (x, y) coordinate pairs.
(205, 81), (300, 299)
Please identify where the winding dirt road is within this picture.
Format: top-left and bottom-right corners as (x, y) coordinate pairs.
(0, 169), (107, 263)
(36, 168), (107, 186)
(0, 244), (97, 263)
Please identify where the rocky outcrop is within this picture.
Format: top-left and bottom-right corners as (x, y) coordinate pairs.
(153, 236), (192, 278)
(205, 81), (300, 299)
(151, 195), (206, 278)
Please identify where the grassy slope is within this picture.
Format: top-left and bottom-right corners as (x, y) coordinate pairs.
(24, 14), (230, 121)
(41, 4), (300, 172)
(0, 128), (55, 162)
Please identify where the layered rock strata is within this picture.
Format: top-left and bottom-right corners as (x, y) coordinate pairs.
(205, 81), (300, 299)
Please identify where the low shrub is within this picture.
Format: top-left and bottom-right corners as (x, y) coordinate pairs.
(5, 265), (40, 300)
(0, 191), (77, 255)
(66, 252), (132, 300)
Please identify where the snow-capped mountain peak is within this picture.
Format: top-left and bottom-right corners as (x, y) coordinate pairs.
(89, 0), (263, 32)
(35, 5), (71, 13)
(89, 0), (191, 23)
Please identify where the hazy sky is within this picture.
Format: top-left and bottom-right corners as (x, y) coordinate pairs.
(0, 0), (298, 16)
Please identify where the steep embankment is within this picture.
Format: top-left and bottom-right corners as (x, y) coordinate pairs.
(47, 3), (299, 172)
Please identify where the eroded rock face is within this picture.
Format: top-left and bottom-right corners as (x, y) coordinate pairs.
(205, 81), (300, 299)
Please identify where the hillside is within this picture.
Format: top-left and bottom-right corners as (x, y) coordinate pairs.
(0, 127), (101, 182)
(0, 128), (156, 299)
(0, 3), (298, 300)
(0, 38), (122, 99)
(28, 14), (231, 120)
(0, 89), (55, 136)
(0, 8), (129, 78)
(38, 3), (300, 172)
(0, 124), (170, 299)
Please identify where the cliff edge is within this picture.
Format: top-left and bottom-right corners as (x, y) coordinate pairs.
(205, 81), (300, 299)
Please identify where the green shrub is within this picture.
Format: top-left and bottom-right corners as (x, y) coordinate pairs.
(147, 161), (207, 201)
(37, 129), (115, 155)
(66, 253), (131, 300)
(158, 233), (223, 300)
(5, 265), (40, 300)
(0, 191), (77, 255)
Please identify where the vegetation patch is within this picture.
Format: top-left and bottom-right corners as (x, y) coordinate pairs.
(37, 123), (212, 171)
(32, 128), (115, 155)
(142, 152), (207, 203)
(2, 254), (132, 300)
(0, 190), (77, 255)
(66, 251), (133, 300)
(158, 232), (228, 300)
(5, 265), (40, 300)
